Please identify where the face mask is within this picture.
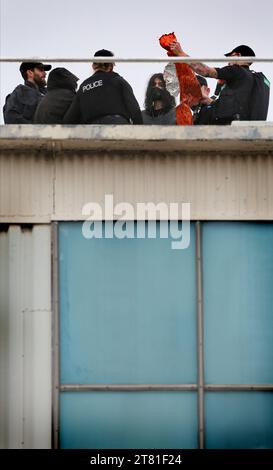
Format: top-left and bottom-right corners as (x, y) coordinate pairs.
(151, 87), (163, 101)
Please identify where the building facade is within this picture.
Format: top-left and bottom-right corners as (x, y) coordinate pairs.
(1, 124), (273, 449)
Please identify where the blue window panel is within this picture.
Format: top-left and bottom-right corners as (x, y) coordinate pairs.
(59, 222), (196, 385)
(203, 222), (273, 384)
(205, 392), (273, 449)
(60, 391), (198, 449)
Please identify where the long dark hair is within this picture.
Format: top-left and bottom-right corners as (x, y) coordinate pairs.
(144, 73), (176, 115)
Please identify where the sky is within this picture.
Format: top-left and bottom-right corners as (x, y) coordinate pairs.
(0, 0), (273, 123)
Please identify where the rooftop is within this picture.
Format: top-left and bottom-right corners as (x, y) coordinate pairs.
(0, 123), (273, 152)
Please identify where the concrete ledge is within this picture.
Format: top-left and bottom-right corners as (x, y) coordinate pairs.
(0, 124), (273, 152)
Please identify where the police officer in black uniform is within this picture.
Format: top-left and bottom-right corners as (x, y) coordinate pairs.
(169, 42), (269, 125)
(64, 49), (142, 124)
(3, 61), (52, 124)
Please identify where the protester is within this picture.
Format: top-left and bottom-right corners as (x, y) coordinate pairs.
(142, 73), (176, 124)
(34, 68), (79, 124)
(192, 75), (211, 124)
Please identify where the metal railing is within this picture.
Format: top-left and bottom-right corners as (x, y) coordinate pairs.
(0, 56), (273, 64)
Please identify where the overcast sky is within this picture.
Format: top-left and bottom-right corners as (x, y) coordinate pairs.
(0, 0), (272, 123)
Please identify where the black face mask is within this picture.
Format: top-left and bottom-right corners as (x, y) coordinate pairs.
(151, 87), (164, 101)
(146, 85), (175, 116)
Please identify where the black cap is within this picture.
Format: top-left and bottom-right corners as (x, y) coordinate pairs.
(224, 45), (255, 57)
(20, 61), (52, 74)
(196, 75), (208, 87)
(94, 49), (114, 57)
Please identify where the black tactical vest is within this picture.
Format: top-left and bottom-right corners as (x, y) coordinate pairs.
(196, 66), (255, 125)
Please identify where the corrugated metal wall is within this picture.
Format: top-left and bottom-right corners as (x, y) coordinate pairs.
(54, 152), (273, 220)
(1, 151), (273, 222)
(0, 225), (51, 449)
(0, 152), (53, 223)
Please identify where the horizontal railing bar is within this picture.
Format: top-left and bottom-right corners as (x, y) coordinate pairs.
(59, 384), (273, 392)
(0, 57), (273, 64)
(60, 384), (198, 391)
(205, 384), (273, 391)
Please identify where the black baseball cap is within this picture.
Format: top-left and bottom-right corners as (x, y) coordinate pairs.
(93, 49), (115, 66)
(94, 49), (114, 57)
(20, 61), (52, 73)
(224, 45), (255, 57)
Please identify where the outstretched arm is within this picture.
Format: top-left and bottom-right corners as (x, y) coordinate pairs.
(169, 41), (218, 79)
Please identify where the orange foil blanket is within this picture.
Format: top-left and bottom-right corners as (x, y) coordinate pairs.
(159, 33), (202, 125)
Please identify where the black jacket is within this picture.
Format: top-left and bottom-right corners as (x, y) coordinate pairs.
(195, 65), (255, 125)
(64, 70), (142, 124)
(142, 108), (176, 125)
(34, 68), (78, 124)
(3, 81), (46, 124)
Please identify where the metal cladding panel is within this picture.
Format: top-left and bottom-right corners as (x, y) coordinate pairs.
(0, 225), (51, 449)
(58, 221), (198, 448)
(54, 151), (273, 220)
(205, 393), (273, 449)
(0, 151), (53, 222)
(60, 392), (198, 449)
(203, 222), (273, 385)
(59, 222), (197, 385)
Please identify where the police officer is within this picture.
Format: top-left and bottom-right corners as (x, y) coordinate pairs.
(169, 42), (266, 124)
(3, 61), (52, 124)
(64, 49), (142, 124)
